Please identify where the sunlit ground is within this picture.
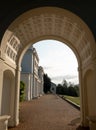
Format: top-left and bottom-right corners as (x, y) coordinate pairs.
(63, 95), (80, 106)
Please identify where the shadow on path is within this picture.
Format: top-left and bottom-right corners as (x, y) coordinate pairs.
(76, 126), (89, 130)
(9, 94), (89, 130)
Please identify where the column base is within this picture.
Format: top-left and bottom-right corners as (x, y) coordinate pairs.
(87, 116), (96, 130)
(0, 115), (10, 130)
(8, 118), (19, 127)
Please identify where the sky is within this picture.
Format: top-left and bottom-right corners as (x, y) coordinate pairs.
(33, 40), (79, 85)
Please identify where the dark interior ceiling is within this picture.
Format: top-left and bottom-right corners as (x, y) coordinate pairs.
(0, 0), (96, 41)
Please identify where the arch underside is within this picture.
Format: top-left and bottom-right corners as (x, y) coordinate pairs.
(0, 7), (96, 70)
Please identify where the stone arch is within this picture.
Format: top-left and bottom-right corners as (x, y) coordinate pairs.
(1, 7), (96, 67)
(0, 7), (96, 128)
(1, 69), (15, 126)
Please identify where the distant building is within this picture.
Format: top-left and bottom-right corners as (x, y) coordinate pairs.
(50, 82), (57, 94)
(21, 46), (44, 100)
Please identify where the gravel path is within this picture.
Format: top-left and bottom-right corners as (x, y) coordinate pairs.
(9, 94), (89, 130)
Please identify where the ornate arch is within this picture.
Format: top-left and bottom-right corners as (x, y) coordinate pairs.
(0, 7), (96, 128)
(0, 7), (96, 70)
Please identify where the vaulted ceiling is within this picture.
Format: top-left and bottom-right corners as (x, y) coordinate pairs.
(0, 0), (96, 42)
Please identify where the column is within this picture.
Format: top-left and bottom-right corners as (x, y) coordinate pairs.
(0, 59), (4, 115)
(14, 66), (21, 126)
(78, 66), (89, 127)
(87, 65), (96, 130)
(30, 74), (33, 100)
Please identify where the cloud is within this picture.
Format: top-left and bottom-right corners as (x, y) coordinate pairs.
(34, 40), (78, 85)
(51, 75), (77, 80)
(51, 75), (78, 84)
(63, 75), (78, 80)
(43, 66), (54, 70)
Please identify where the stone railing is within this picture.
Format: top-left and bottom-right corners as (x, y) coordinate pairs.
(0, 115), (10, 130)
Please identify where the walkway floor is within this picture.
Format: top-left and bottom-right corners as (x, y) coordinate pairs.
(9, 94), (89, 130)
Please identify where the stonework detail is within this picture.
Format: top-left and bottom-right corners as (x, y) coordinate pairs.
(6, 11), (92, 67)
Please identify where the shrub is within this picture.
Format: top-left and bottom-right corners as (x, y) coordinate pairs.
(20, 81), (26, 102)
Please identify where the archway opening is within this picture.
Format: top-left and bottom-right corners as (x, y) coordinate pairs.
(33, 39), (79, 85)
(0, 7), (96, 129)
(19, 39), (81, 129)
(20, 39), (79, 99)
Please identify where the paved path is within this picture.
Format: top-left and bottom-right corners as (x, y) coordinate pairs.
(9, 94), (89, 130)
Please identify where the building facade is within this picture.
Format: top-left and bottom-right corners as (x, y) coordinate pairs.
(21, 46), (44, 100)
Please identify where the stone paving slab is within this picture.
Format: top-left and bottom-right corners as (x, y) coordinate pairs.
(9, 94), (89, 130)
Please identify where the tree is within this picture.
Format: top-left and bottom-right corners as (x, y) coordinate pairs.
(62, 79), (68, 95)
(56, 79), (80, 97)
(56, 84), (63, 94)
(67, 83), (78, 97)
(43, 74), (51, 93)
(20, 81), (26, 102)
(74, 84), (80, 97)
(67, 86), (77, 96)
(62, 79), (68, 88)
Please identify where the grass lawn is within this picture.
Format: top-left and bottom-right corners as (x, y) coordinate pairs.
(63, 95), (80, 106)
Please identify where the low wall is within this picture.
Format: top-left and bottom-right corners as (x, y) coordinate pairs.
(0, 115), (10, 130)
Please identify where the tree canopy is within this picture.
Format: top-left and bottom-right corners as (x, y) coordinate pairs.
(43, 74), (51, 93)
(20, 81), (26, 102)
(56, 79), (79, 97)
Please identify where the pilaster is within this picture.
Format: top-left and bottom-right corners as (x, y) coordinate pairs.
(78, 66), (89, 127)
(14, 66), (21, 126)
(0, 58), (4, 115)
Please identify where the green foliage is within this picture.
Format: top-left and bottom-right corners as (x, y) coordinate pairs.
(64, 95), (80, 105)
(56, 79), (79, 97)
(62, 79), (68, 88)
(43, 74), (51, 93)
(74, 85), (80, 96)
(20, 81), (26, 102)
(56, 84), (64, 94)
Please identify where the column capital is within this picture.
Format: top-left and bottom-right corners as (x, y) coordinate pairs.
(16, 65), (21, 72)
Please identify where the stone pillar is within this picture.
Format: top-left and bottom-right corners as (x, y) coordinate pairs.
(14, 66), (21, 126)
(0, 59), (4, 115)
(87, 65), (96, 130)
(80, 62), (96, 129)
(34, 78), (37, 98)
(36, 79), (39, 98)
(0, 115), (10, 130)
(30, 74), (33, 100)
(78, 66), (89, 127)
(32, 77), (35, 98)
